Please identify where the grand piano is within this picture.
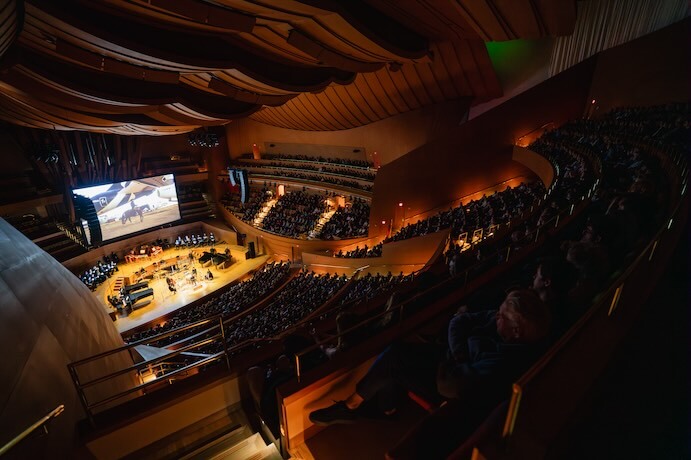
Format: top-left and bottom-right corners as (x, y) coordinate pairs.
(122, 280), (153, 310)
(198, 250), (230, 267)
(128, 288), (154, 308)
(122, 281), (149, 294)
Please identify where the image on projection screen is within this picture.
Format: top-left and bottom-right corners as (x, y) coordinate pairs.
(73, 174), (181, 242)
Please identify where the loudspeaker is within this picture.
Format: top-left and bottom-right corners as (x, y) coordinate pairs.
(247, 242), (256, 259)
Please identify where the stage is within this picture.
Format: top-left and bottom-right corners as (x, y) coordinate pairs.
(92, 243), (270, 335)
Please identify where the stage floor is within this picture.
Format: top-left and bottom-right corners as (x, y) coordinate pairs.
(93, 244), (269, 334)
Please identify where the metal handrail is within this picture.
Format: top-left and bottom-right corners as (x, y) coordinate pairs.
(68, 315), (222, 369)
(89, 353), (226, 411)
(0, 405), (65, 457)
(79, 333), (223, 390)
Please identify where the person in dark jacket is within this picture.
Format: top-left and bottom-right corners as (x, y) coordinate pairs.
(309, 289), (551, 426)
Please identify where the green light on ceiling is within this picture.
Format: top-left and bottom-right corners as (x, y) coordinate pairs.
(485, 39), (547, 85)
(486, 40), (537, 71)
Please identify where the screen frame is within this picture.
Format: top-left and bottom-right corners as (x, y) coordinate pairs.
(71, 172), (183, 245)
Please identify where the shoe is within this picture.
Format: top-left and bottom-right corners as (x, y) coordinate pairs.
(309, 401), (360, 426)
(357, 399), (399, 421)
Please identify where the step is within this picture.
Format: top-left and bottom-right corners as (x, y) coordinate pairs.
(112, 277), (125, 294)
(123, 407), (250, 460)
(181, 425), (254, 460)
(309, 209), (336, 238)
(210, 433), (281, 460)
(253, 199), (277, 227)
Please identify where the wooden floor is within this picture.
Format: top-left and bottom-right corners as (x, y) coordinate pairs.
(92, 244), (270, 334)
(294, 399), (427, 460)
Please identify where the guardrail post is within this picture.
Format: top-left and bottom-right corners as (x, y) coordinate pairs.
(607, 284), (624, 317)
(219, 316), (231, 371)
(295, 354), (302, 383)
(648, 241), (658, 262)
(502, 384), (522, 439)
(68, 365), (95, 427)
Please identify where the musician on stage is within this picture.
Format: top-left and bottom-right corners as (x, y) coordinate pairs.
(166, 277), (177, 294)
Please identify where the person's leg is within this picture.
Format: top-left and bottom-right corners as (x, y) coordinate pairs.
(355, 341), (440, 408)
(310, 341), (441, 425)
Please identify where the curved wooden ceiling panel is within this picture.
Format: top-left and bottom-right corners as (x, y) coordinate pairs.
(250, 39), (502, 130)
(0, 0), (21, 60)
(451, 0), (576, 41)
(0, 0), (579, 134)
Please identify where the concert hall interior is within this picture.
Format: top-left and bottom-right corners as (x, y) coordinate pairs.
(0, 2), (688, 459)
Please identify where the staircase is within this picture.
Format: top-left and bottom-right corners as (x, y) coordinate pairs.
(309, 209), (336, 239)
(111, 277), (125, 295)
(184, 432), (281, 460)
(183, 427), (282, 460)
(125, 405), (281, 460)
(253, 199), (277, 227)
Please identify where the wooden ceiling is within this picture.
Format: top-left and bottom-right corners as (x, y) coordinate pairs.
(0, 0), (576, 134)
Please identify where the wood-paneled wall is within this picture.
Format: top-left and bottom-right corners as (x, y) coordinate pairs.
(368, 56), (597, 236)
(301, 229), (449, 276)
(512, 146), (555, 189)
(225, 100), (469, 167)
(587, 18), (689, 116)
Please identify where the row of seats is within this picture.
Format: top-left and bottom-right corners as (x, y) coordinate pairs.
(221, 187), (269, 222)
(124, 262), (292, 345)
(78, 260), (119, 291)
(318, 198), (370, 240)
(174, 232), (216, 248)
(246, 168), (374, 192)
(335, 243), (383, 258)
(235, 159), (377, 182)
(243, 152), (373, 169)
(260, 191), (326, 238)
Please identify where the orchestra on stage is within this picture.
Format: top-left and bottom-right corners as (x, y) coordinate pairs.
(105, 233), (232, 318)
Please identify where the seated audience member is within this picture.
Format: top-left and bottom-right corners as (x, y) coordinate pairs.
(531, 256), (576, 334)
(606, 194), (644, 258)
(564, 241), (604, 311)
(319, 311), (362, 359)
(309, 288), (551, 459)
(247, 334), (323, 436)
